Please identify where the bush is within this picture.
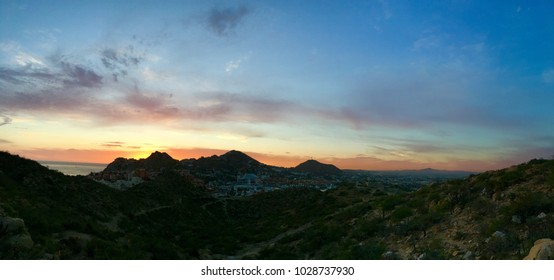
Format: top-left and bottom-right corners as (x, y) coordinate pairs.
(419, 238), (447, 260)
(351, 218), (384, 240)
(500, 192), (554, 222)
(481, 233), (520, 259)
(479, 217), (508, 237)
(349, 242), (386, 259)
(378, 195), (404, 218)
(390, 206), (413, 223)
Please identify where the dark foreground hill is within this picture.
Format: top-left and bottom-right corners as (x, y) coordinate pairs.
(1, 151), (554, 259)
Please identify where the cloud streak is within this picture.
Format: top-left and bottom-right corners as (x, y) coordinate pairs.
(60, 61), (103, 88)
(0, 115), (12, 126)
(101, 141), (125, 148)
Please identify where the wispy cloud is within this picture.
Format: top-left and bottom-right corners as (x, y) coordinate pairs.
(100, 46), (144, 82)
(101, 141), (125, 148)
(225, 58), (243, 73)
(0, 41), (46, 68)
(207, 5), (251, 36)
(192, 92), (297, 123)
(0, 54), (103, 89)
(225, 52), (251, 73)
(0, 67), (56, 85)
(59, 61), (103, 88)
(15, 52), (45, 67)
(0, 115), (12, 126)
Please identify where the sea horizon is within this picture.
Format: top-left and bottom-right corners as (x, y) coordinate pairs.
(39, 160), (107, 176)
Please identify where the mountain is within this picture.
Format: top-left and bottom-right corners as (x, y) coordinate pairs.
(104, 151), (177, 172)
(194, 150), (262, 171)
(294, 159), (342, 176)
(189, 150), (273, 183)
(143, 151), (177, 170)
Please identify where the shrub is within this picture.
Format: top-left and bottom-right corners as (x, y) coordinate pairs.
(390, 206), (413, 223)
(500, 192), (554, 222)
(351, 218), (384, 240)
(349, 242), (386, 259)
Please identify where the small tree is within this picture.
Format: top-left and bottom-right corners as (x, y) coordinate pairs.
(378, 195), (403, 218)
(390, 206), (413, 223)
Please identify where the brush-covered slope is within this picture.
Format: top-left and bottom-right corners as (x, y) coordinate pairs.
(258, 158), (554, 259)
(0, 151), (221, 259)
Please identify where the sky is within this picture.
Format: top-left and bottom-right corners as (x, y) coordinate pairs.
(1, 0), (553, 171)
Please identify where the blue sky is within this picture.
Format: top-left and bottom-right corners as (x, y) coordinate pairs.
(1, 0), (553, 170)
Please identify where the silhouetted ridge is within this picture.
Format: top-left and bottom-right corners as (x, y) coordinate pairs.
(144, 151), (177, 170)
(146, 151), (173, 161)
(104, 151), (177, 172)
(221, 150), (259, 165)
(0, 151), (53, 177)
(193, 150), (264, 174)
(104, 157), (139, 172)
(294, 159), (342, 176)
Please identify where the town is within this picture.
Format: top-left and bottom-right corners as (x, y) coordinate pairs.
(87, 151), (471, 197)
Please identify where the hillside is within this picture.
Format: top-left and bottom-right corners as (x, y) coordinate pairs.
(294, 159), (342, 176)
(259, 159), (554, 259)
(2, 151), (554, 259)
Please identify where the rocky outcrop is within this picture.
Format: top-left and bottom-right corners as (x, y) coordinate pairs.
(524, 239), (554, 260)
(0, 216), (34, 259)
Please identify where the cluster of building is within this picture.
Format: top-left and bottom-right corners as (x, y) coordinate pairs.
(88, 165), (339, 196)
(208, 172), (338, 197)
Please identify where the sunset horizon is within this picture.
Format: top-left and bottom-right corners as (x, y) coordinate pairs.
(5, 147), (542, 172)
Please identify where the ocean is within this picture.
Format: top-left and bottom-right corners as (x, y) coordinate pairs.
(39, 161), (107, 176)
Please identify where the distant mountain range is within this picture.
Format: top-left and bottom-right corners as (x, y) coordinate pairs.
(343, 168), (474, 177)
(103, 150), (343, 178)
(103, 150), (472, 176)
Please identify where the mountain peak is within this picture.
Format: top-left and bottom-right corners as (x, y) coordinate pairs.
(143, 151), (177, 170)
(223, 150), (248, 157)
(294, 159), (342, 176)
(104, 151), (176, 172)
(146, 151), (173, 161)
